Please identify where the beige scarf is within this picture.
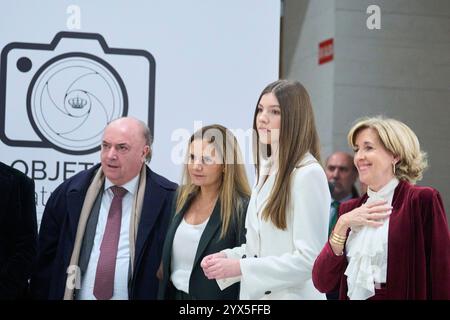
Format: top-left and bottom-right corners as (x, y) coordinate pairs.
(63, 165), (147, 300)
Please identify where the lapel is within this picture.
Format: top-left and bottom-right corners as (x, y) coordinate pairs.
(389, 180), (408, 218)
(65, 165), (101, 243)
(381, 180), (409, 296)
(66, 191), (85, 245)
(161, 193), (222, 282)
(134, 169), (166, 265)
(161, 199), (186, 279)
(192, 200), (221, 268)
(254, 174), (275, 216)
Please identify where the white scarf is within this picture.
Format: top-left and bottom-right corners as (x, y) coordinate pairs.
(344, 178), (398, 300)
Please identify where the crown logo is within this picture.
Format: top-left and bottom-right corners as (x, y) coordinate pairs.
(68, 96), (87, 109)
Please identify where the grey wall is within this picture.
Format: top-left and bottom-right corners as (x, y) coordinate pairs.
(282, 0), (450, 220)
(282, 0), (336, 158)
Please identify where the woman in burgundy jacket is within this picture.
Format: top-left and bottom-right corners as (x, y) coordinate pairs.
(312, 116), (449, 300)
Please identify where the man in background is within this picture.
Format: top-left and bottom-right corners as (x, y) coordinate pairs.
(324, 151), (359, 300)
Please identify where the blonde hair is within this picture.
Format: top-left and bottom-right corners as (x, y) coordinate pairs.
(253, 80), (321, 230)
(348, 116), (428, 183)
(176, 124), (251, 238)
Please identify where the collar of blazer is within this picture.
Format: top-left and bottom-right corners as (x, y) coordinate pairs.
(162, 195), (222, 278)
(252, 152), (318, 218)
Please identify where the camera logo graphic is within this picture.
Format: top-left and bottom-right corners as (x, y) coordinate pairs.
(0, 32), (155, 154)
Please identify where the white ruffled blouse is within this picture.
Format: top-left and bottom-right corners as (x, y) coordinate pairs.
(344, 178), (399, 300)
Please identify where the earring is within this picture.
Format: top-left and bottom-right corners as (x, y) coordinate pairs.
(392, 162), (396, 175)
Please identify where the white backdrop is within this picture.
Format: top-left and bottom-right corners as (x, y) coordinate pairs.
(0, 0), (280, 225)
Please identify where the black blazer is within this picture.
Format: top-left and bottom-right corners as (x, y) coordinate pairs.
(30, 163), (177, 300)
(158, 193), (248, 300)
(0, 162), (37, 299)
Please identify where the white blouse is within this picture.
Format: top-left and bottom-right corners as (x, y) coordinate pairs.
(170, 217), (209, 293)
(345, 177), (399, 300)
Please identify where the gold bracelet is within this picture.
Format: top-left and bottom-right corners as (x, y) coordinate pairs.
(331, 231), (347, 241)
(329, 237), (345, 246)
(330, 233), (346, 245)
(331, 233), (346, 242)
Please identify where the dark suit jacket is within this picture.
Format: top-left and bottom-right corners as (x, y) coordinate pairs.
(30, 163), (177, 300)
(313, 180), (450, 299)
(0, 162), (37, 299)
(158, 194), (248, 300)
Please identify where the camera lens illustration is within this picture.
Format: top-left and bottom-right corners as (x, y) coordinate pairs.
(1, 32), (155, 155)
(27, 53), (127, 153)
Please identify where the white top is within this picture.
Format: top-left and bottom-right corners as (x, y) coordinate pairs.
(77, 175), (139, 300)
(170, 217), (209, 294)
(218, 152), (330, 300)
(345, 177), (399, 300)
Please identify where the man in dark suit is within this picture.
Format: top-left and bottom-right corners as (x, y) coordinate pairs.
(324, 151), (359, 300)
(0, 161), (37, 299)
(325, 152), (359, 233)
(31, 117), (177, 300)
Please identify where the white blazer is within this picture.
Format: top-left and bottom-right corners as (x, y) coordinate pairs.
(219, 153), (330, 299)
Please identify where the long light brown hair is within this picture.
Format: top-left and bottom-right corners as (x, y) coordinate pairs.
(177, 124), (251, 238)
(253, 80), (321, 230)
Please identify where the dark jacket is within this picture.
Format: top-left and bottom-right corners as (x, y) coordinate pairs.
(30, 163), (177, 300)
(0, 162), (37, 299)
(158, 193), (248, 300)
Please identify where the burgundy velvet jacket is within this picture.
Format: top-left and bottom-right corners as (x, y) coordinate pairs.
(312, 180), (450, 300)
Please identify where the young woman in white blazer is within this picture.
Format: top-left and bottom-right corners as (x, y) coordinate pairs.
(201, 80), (331, 299)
